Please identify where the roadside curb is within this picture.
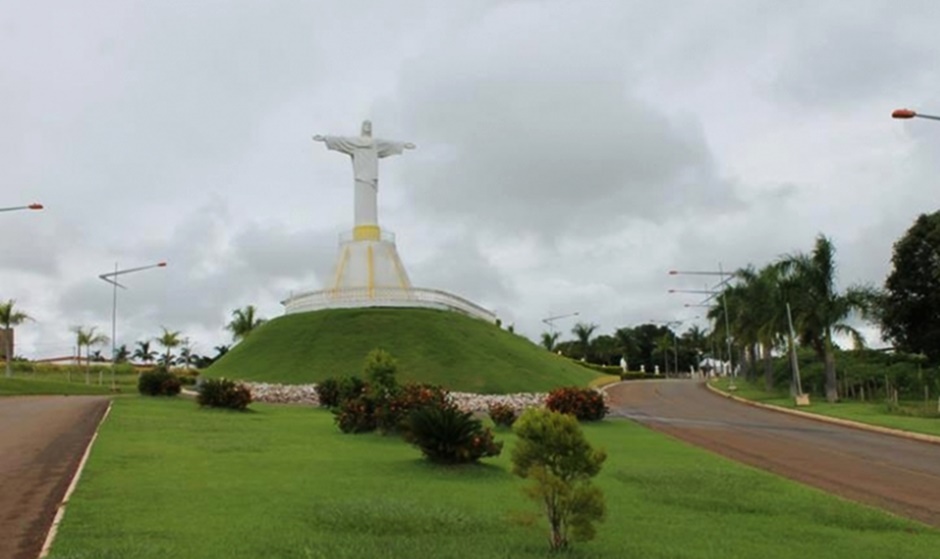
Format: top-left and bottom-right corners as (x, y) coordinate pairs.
(39, 400), (113, 558)
(704, 381), (940, 447)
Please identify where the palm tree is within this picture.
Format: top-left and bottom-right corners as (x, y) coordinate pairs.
(654, 334), (673, 375)
(0, 299), (31, 378)
(156, 327), (182, 368)
(540, 331), (560, 351)
(133, 340), (156, 365)
(571, 322), (598, 362)
(614, 327), (637, 370)
(114, 344), (130, 364)
(226, 305), (266, 342)
(777, 235), (876, 402)
(73, 326), (109, 384)
(735, 265), (788, 390)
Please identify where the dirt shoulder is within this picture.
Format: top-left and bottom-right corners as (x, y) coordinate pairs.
(0, 395), (109, 559)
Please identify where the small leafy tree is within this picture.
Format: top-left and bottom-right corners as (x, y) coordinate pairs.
(512, 408), (607, 551)
(363, 348), (399, 395)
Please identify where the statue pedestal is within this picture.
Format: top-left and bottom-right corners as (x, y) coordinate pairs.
(328, 226), (412, 294)
(282, 227), (496, 323)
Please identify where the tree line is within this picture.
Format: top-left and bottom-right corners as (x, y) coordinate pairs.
(0, 302), (267, 376)
(539, 210), (940, 403)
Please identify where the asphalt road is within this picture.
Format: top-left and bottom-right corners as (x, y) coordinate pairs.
(0, 396), (109, 559)
(605, 380), (940, 527)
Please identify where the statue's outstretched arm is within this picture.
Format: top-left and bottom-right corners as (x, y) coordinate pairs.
(313, 135), (325, 142)
(404, 142), (416, 149)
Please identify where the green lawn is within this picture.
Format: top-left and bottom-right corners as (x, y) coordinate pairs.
(0, 369), (140, 396)
(47, 397), (940, 559)
(714, 378), (940, 437)
(206, 308), (601, 393)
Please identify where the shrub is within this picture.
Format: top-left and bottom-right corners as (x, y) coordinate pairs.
(197, 378), (252, 410)
(138, 368), (182, 397)
(334, 395), (378, 433)
(404, 404), (502, 464)
(375, 383), (449, 433)
(512, 408), (607, 551)
(546, 387), (607, 421)
(316, 377), (342, 407)
(363, 348), (399, 395)
(488, 402), (518, 428)
(338, 376), (368, 401)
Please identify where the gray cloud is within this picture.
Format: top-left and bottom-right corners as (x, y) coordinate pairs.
(3, 0), (938, 356)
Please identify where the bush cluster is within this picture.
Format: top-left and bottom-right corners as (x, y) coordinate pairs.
(545, 387), (607, 421)
(198, 378), (252, 410)
(325, 348), (503, 464)
(487, 402), (518, 428)
(138, 368), (182, 397)
(404, 404), (502, 464)
(375, 383), (449, 433)
(316, 376), (367, 408)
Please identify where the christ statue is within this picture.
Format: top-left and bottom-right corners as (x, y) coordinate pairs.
(313, 120), (415, 228)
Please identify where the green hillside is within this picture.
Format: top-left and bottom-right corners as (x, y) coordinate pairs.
(205, 308), (601, 393)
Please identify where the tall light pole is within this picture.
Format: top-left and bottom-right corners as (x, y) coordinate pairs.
(98, 261), (167, 390)
(669, 265), (736, 387)
(892, 108), (940, 122)
(0, 203), (43, 213)
(541, 312), (580, 336)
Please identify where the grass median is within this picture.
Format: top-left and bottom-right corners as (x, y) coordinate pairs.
(0, 370), (140, 396)
(713, 378), (940, 438)
(47, 397), (940, 559)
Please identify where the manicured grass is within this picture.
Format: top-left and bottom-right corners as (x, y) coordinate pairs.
(206, 308), (601, 393)
(0, 370), (140, 396)
(714, 378), (940, 437)
(48, 397), (940, 559)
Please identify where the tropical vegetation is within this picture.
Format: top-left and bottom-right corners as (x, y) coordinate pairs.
(0, 299), (31, 378)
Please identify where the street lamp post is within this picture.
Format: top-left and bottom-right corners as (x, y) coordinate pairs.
(669, 265), (736, 387)
(0, 203), (43, 213)
(892, 108), (940, 122)
(541, 312), (580, 337)
(98, 261), (167, 390)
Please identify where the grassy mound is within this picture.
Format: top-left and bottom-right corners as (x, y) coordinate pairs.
(205, 308), (600, 393)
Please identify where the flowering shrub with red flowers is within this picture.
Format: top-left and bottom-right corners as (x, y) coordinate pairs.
(545, 387), (607, 421)
(375, 383), (449, 434)
(487, 402), (518, 428)
(334, 395), (378, 433)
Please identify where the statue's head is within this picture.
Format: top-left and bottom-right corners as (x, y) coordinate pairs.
(361, 120), (373, 137)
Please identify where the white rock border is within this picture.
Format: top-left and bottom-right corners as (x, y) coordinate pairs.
(242, 382), (609, 414)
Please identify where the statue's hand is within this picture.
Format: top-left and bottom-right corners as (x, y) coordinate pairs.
(404, 142), (416, 149)
(313, 135), (325, 142)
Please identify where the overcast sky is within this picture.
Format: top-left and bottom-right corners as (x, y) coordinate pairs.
(3, 0), (939, 359)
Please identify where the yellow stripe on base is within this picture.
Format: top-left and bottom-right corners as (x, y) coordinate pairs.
(367, 245), (375, 298)
(331, 245), (351, 295)
(354, 225), (381, 241)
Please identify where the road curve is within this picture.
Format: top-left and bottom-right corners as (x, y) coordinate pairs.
(0, 396), (109, 559)
(605, 380), (940, 527)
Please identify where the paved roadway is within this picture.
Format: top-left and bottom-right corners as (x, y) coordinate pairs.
(0, 396), (109, 559)
(605, 380), (940, 527)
